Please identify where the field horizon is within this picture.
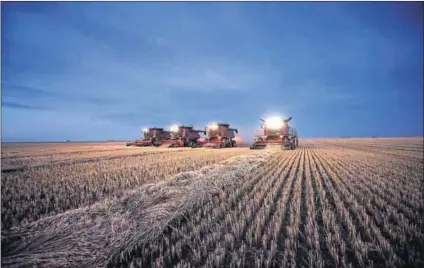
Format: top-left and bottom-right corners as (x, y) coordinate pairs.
(2, 136), (422, 144)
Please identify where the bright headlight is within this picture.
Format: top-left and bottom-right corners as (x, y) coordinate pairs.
(208, 123), (218, 130)
(170, 125), (179, 132)
(142, 128), (149, 133)
(265, 116), (283, 129)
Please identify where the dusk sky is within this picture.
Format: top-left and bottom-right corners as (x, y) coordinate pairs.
(2, 2), (423, 142)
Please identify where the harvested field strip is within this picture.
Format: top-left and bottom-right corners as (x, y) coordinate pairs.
(308, 140), (423, 174)
(329, 140), (424, 151)
(2, 138), (423, 268)
(1, 144), (130, 159)
(316, 140), (423, 161)
(309, 148), (359, 267)
(122, 150), (300, 267)
(319, 149), (422, 222)
(318, 148), (422, 214)
(304, 148), (326, 268)
(1, 149), (250, 229)
(279, 148), (303, 266)
(2, 151), (273, 268)
(330, 148), (423, 188)
(311, 148), (400, 267)
(314, 148), (424, 264)
(1, 147), (134, 159)
(1, 149), (185, 171)
(1, 147), (244, 171)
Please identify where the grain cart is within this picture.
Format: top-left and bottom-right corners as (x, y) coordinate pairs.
(161, 125), (206, 148)
(203, 123), (239, 148)
(126, 128), (171, 147)
(250, 116), (299, 150)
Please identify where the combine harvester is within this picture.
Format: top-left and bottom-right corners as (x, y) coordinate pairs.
(126, 127), (171, 147)
(203, 123), (239, 148)
(250, 116), (299, 150)
(160, 125), (206, 148)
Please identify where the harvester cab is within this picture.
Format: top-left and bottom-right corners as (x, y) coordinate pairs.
(203, 123), (238, 148)
(250, 116), (299, 150)
(126, 128), (171, 147)
(161, 125), (206, 148)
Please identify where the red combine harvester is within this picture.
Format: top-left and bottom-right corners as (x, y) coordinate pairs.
(203, 123), (238, 148)
(126, 128), (171, 147)
(160, 125), (206, 148)
(250, 116), (299, 150)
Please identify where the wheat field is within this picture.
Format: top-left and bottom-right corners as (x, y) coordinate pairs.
(1, 138), (423, 268)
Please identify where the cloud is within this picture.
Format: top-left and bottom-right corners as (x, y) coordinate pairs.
(1, 2), (422, 140)
(2, 101), (49, 111)
(2, 82), (58, 98)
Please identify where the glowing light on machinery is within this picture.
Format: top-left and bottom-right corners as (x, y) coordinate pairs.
(265, 116), (284, 129)
(142, 128), (149, 133)
(208, 123), (219, 130)
(170, 125), (180, 132)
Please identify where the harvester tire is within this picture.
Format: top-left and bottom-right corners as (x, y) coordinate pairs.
(152, 138), (160, 147)
(220, 138), (227, 148)
(232, 141), (237, 147)
(190, 141), (197, 148)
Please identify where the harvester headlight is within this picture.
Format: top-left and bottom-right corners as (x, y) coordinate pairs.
(142, 128), (149, 133)
(265, 116), (283, 129)
(170, 125), (179, 132)
(208, 123), (218, 130)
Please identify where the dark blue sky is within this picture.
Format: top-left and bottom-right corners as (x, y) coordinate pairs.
(2, 2), (423, 142)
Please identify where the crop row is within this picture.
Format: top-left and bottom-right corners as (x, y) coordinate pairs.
(1, 139), (422, 268)
(112, 144), (423, 268)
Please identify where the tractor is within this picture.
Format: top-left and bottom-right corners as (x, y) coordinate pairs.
(250, 116), (299, 150)
(202, 123), (238, 148)
(160, 125), (206, 148)
(126, 128), (171, 147)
